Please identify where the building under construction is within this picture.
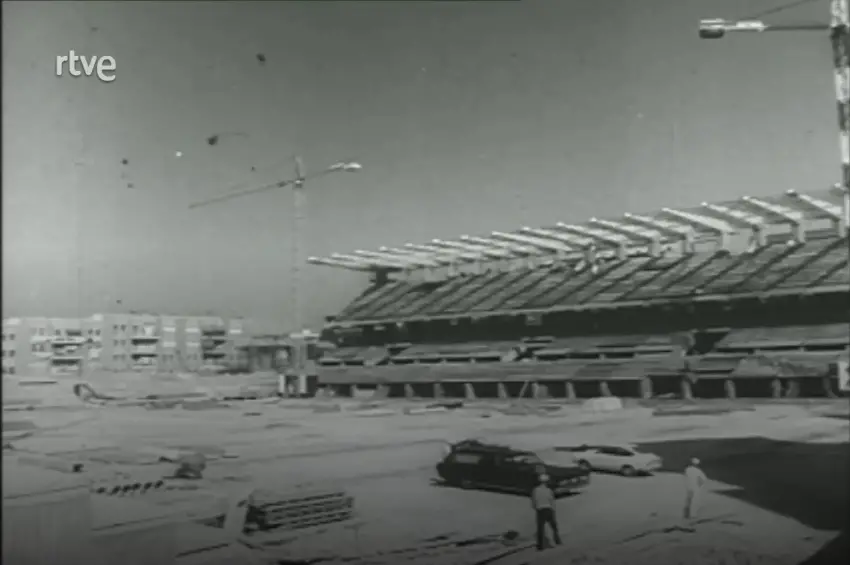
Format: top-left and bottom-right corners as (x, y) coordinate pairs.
(310, 188), (849, 400)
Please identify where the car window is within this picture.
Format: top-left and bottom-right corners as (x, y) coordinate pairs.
(505, 453), (543, 466)
(600, 447), (633, 457)
(451, 452), (483, 465)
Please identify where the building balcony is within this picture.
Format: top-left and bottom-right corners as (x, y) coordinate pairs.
(52, 336), (88, 347)
(51, 352), (83, 362)
(130, 348), (158, 356)
(130, 333), (160, 342)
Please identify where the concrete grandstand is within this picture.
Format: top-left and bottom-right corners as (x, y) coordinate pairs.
(309, 188), (850, 400)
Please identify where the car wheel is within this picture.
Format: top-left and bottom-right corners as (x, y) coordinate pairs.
(577, 460), (591, 472)
(460, 479), (474, 489)
(620, 465), (637, 477)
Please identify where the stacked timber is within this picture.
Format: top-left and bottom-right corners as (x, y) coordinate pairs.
(248, 488), (355, 531)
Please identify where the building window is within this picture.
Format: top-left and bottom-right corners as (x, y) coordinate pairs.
(95, 329), (101, 336)
(8, 334), (14, 341)
(121, 324), (127, 332)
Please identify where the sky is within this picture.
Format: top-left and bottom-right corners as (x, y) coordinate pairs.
(2, 0), (842, 333)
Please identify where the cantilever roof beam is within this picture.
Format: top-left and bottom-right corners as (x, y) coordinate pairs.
(699, 202), (764, 230)
(364, 248), (443, 268)
(522, 226), (593, 249)
(332, 252), (408, 270)
(738, 196), (804, 224)
(587, 218), (662, 243)
(379, 247), (453, 266)
(784, 190), (843, 221)
(554, 223), (630, 247)
(491, 230), (576, 254)
(621, 213), (692, 238)
(659, 207), (736, 234)
(432, 238), (515, 259)
(460, 235), (538, 256)
(307, 256), (383, 272)
(405, 243), (482, 262)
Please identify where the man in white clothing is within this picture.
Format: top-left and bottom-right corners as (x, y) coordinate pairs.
(683, 457), (707, 520)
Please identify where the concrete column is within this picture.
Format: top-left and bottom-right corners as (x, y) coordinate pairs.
(823, 376), (837, 398)
(599, 381), (611, 397)
(497, 383), (509, 399)
(724, 379), (736, 400)
(565, 381), (576, 400)
(639, 377), (652, 400)
(532, 382), (550, 399)
(784, 379), (799, 398)
(433, 382), (444, 399)
(770, 378), (782, 399)
(680, 376), (693, 400)
(404, 384), (414, 399)
(464, 383), (476, 400)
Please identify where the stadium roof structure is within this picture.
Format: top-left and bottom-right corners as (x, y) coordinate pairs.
(308, 187), (850, 274)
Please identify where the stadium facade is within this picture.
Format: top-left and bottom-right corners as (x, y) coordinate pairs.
(309, 188), (850, 400)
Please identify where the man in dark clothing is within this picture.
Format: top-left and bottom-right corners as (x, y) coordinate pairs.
(531, 474), (562, 551)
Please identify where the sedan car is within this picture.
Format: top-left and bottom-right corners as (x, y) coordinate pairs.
(436, 441), (591, 495)
(561, 444), (662, 477)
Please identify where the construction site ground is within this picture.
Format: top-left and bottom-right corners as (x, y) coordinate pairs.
(3, 396), (848, 565)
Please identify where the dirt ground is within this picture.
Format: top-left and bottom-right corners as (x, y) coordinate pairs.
(3, 398), (848, 565)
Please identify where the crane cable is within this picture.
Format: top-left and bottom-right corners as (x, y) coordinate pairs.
(742, 0), (825, 20)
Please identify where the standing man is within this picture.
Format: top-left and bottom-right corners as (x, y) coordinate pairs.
(683, 457), (708, 520)
(531, 474), (562, 551)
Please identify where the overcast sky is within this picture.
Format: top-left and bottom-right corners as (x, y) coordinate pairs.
(2, 0), (839, 332)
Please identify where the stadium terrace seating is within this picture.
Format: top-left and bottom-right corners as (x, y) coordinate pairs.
(388, 341), (519, 364)
(532, 333), (687, 360)
(317, 346), (389, 367)
(712, 323), (849, 352)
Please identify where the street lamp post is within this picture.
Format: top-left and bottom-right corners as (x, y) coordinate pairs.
(189, 158), (362, 394)
(699, 0), (850, 237)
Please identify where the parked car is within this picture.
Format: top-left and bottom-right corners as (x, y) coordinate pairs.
(436, 441), (591, 495)
(559, 444), (662, 476)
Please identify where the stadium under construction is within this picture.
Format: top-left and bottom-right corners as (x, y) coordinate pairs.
(309, 188), (850, 401)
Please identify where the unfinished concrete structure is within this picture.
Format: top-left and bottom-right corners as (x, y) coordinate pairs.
(312, 189), (850, 400)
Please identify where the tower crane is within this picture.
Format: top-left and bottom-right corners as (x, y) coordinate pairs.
(700, 0), (850, 393)
(188, 158), (362, 395)
(699, 0), (850, 227)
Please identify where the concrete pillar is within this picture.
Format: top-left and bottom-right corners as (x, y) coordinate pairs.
(680, 376), (693, 400)
(404, 384), (414, 399)
(433, 382), (444, 399)
(599, 381), (611, 397)
(639, 377), (652, 400)
(497, 383), (509, 399)
(565, 381), (576, 400)
(532, 382), (550, 399)
(464, 383), (476, 400)
(724, 379), (736, 400)
(784, 379), (799, 398)
(770, 378), (782, 399)
(823, 376), (837, 398)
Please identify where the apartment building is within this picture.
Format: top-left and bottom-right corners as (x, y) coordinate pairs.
(1, 313), (250, 376)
